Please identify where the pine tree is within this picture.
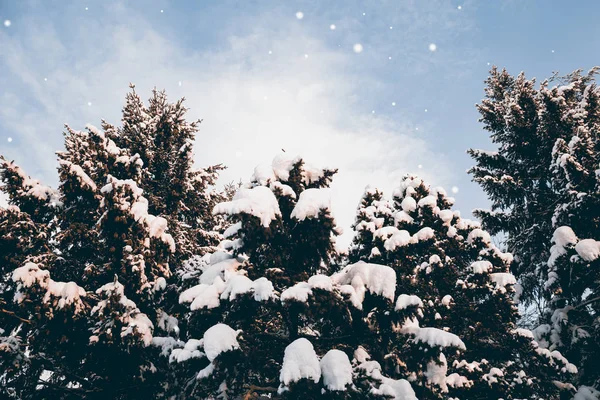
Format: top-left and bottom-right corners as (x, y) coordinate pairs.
(469, 67), (600, 392)
(0, 86), (224, 398)
(216, 152), (341, 286)
(532, 70), (600, 391)
(0, 159), (60, 398)
(0, 157), (61, 225)
(155, 154), (468, 399)
(349, 186), (394, 262)
(110, 86), (225, 262)
(468, 67), (598, 302)
(349, 175), (577, 399)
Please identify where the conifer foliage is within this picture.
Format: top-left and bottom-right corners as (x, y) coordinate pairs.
(152, 155), (572, 399)
(0, 73), (595, 400)
(156, 154), (444, 399)
(469, 67), (600, 392)
(0, 86), (224, 399)
(349, 176), (577, 399)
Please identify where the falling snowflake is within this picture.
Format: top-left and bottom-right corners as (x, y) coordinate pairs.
(392, 102), (396, 106)
(371, 110), (375, 114)
(268, 50), (272, 54)
(362, 12), (366, 16)
(451, 186), (459, 194)
(4, 20), (11, 27)
(418, 164), (422, 169)
(178, 81), (182, 87)
(85, 7), (89, 11)
(457, 5), (462, 10)
(44, 77), (48, 81)
(389, 26), (393, 30)
(87, 102), (92, 106)
(424, 109), (428, 112)
(296, 11), (304, 20)
(304, 54), (309, 59)
(551, 49), (555, 53)
(388, 56), (392, 60)
(353, 43), (364, 53)
(7, 137), (13, 143)
(330, 24), (336, 30)
(428, 43), (437, 52)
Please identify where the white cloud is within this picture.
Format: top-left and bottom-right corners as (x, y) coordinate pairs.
(0, 5), (455, 248)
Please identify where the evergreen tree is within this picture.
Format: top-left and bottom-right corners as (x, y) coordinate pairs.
(0, 86), (224, 398)
(0, 159), (60, 398)
(349, 186), (394, 262)
(216, 152), (340, 286)
(111, 86), (225, 262)
(155, 154), (469, 399)
(467, 67), (598, 303)
(469, 67), (600, 392)
(349, 175), (577, 399)
(533, 71), (600, 392)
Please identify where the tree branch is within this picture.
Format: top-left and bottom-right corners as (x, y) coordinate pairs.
(243, 384), (278, 400)
(0, 308), (31, 324)
(574, 295), (600, 310)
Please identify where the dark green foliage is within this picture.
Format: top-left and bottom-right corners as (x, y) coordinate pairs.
(160, 156), (463, 399)
(349, 175), (577, 399)
(469, 67), (600, 391)
(0, 86), (224, 399)
(216, 155), (340, 287)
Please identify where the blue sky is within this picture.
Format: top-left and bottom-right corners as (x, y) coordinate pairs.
(1, 0), (599, 245)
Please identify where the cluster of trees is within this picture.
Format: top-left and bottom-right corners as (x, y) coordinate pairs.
(0, 68), (598, 399)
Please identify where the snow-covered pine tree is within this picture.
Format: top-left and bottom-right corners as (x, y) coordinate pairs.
(538, 227), (600, 395)
(349, 186), (394, 262)
(217, 152), (340, 286)
(0, 157), (61, 225)
(531, 69), (600, 393)
(349, 175), (577, 399)
(111, 86), (225, 262)
(467, 67), (598, 305)
(155, 154), (467, 400)
(0, 86), (224, 398)
(0, 159), (61, 398)
(469, 66), (600, 392)
(467, 67), (554, 309)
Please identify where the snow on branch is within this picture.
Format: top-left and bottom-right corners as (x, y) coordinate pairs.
(12, 262), (87, 317)
(400, 318), (466, 350)
(279, 338), (321, 388)
(331, 261), (396, 305)
(290, 188), (332, 221)
(213, 186), (281, 227)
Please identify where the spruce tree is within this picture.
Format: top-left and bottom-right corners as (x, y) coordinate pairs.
(532, 70), (600, 391)
(0, 160), (60, 398)
(468, 67), (598, 302)
(217, 152), (340, 285)
(155, 154), (468, 399)
(469, 66), (600, 392)
(350, 186), (394, 262)
(0, 86), (224, 399)
(111, 86), (225, 262)
(349, 175), (577, 399)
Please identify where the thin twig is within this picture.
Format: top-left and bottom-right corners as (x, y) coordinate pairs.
(0, 308), (31, 324)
